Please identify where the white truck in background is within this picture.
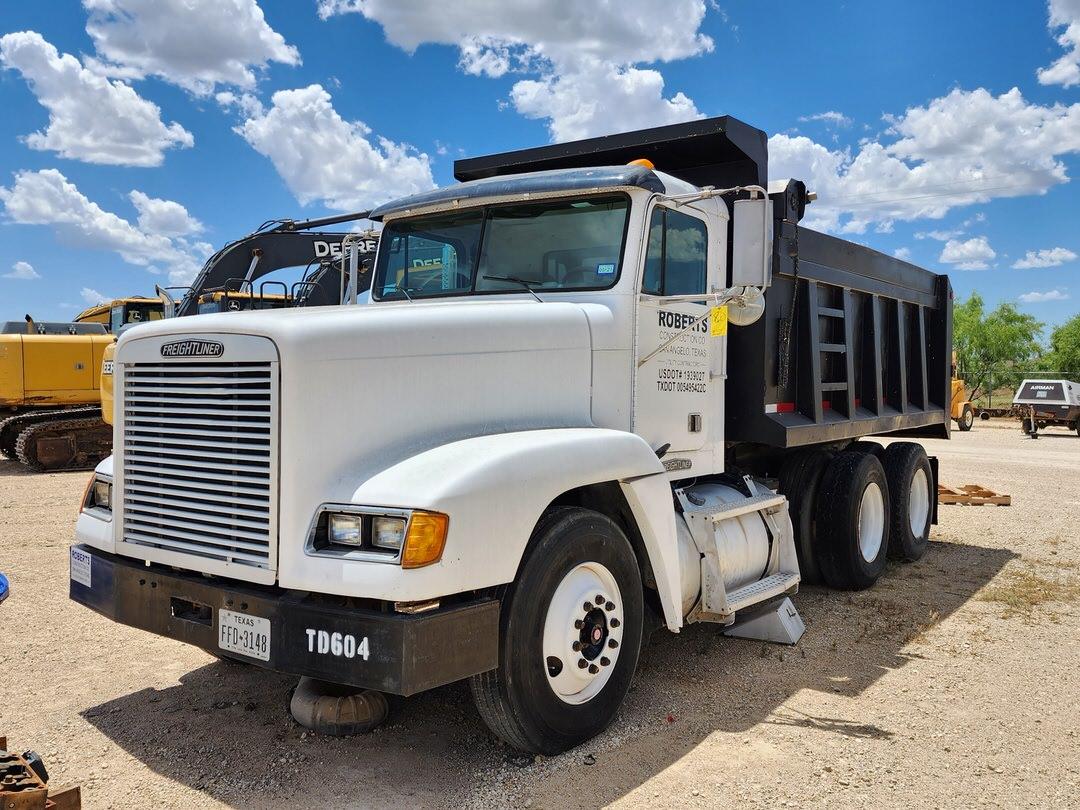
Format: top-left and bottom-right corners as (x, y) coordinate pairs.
(70, 117), (951, 755)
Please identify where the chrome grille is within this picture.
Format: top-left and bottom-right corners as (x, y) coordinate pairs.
(120, 361), (276, 570)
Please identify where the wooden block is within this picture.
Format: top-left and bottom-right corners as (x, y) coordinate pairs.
(937, 483), (1011, 506)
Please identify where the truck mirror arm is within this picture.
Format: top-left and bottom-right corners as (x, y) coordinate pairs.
(659, 184), (770, 208)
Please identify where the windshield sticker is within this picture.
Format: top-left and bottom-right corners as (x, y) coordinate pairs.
(596, 262), (616, 275)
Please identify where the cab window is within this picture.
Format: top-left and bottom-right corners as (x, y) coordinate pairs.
(110, 306), (124, 333)
(641, 208), (708, 296)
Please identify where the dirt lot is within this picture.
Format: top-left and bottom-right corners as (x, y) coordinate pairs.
(1, 421), (1078, 809)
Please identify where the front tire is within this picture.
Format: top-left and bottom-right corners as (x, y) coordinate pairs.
(470, 507), (643, 755)
(815, 452), (891, 590)
(958, 405), (974, 431)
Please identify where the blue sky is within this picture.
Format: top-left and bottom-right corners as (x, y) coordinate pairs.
(0, 0), (1077, 331)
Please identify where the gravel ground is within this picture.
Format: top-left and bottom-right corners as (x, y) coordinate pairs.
(1, 420), (1078, 808)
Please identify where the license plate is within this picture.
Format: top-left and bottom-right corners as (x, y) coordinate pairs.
(218, 609), (271, 661)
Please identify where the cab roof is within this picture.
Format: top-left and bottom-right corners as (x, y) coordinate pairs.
(368, 165), (666, 221)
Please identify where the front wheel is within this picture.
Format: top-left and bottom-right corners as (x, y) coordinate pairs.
(470, 507), (643, 755)
(957, 405), (974, 431)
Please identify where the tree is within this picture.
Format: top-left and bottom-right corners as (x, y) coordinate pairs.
(952, 293), (1044, 402)
(1043, 314), (1080, 380)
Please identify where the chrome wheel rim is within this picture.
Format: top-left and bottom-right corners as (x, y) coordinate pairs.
(542, 562), (623, 705)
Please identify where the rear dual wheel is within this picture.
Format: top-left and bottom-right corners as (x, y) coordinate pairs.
(815, 452), (891, 589)
(470, 507), (643, 755)
(812, 442), (932, 589)
(880, 442), (933, 562)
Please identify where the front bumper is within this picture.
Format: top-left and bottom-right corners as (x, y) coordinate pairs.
(69, 544), (500, 696)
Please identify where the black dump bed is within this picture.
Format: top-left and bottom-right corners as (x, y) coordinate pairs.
(456, 116), (952, 448)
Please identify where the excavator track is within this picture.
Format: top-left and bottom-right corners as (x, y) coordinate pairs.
(1, 407), (103, 459)
(13, 414), (112, 472)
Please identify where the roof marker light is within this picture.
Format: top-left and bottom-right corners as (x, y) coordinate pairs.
(628, 158), (655, 170)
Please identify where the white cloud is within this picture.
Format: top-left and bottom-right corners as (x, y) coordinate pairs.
(0, 169), (210, 284)
(81, 287), (108, 305)
(129, 190), (203, 237)
(769, 87), (1080, 233)
(0, 31), (193, 167)
(1012, 247), (1078, 269)
(915, 229), (964, 241)
(232, 84), (435, 211)
(510, 57), (702, 142)
(83, 0), (300, 95)
(798, 111), (852, 127)
(939, 236), (996, 271)
(1019, 289), (1070, 303)
(215, 90), (265, 118)
(893, 247), (912, 260)
(318, 0), (712, 141)
(1038, 0), (1080, 87)
(3, 261), (40, 280)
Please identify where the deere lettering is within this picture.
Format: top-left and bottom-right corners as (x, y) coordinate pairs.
(313, 239), (378, 258)
(160, 340), (224, 358)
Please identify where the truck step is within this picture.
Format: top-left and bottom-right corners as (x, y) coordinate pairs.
(681, 492), (786, 522)
(725, 572), (800, 613)
(723, 596), (805, 644)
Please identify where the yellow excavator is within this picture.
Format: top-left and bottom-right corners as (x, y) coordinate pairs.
(6, 212), (378, 470)
(1, 298), (166, 471)
(0, 315), (114, 470)
(951, 352), (975, 431)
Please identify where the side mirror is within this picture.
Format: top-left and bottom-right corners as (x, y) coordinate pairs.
(732, 196), (773, 288)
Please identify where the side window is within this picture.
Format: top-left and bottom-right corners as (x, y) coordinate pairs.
(641, 208), (708, 296)
(110, 306), (123, 333)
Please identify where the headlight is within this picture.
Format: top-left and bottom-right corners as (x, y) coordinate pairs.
(310, 507), (448, 567)
(372, 516), (407, 551)
(82, 476), (112, 513)
(328, 514), (363, 546)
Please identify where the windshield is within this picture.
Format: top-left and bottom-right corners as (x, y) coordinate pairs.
(373, 194), (630, 300)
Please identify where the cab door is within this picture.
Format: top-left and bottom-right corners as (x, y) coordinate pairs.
(632, 203), (719, 454)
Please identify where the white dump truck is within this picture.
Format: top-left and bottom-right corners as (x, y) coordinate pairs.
(70, 117), (951, 755)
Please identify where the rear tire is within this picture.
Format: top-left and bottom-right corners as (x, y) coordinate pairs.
(778, 449), (834, 584)
(957, 405), (974, 431)
(815, 452), (890, 590)
(847, 440), (883, 456)
(880, 442), (933, 561)
(470, 507), (643, 755)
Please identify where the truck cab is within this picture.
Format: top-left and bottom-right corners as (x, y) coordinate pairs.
(70, 117), (951, 755)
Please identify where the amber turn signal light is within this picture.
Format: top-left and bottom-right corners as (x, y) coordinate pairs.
(401, 511), (449, 569)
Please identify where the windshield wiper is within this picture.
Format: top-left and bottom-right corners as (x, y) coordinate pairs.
(482, 274), (543, 303)
(391, 282), (414, 302)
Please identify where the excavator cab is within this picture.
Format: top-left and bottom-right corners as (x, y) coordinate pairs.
(75, 297), (165, 333)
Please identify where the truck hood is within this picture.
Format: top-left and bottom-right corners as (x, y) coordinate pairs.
(117, 298), (601, 525)
(118, 298), (597, 361)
